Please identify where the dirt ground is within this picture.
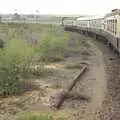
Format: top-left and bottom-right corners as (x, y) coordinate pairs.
(0, 32), (119, 120)
(91, 36), (120, 120)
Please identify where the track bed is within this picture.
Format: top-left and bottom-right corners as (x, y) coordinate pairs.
(93, 38), (120, 120)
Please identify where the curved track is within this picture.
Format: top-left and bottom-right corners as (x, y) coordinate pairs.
(90, 38), (120, 120)
(64, 28), (120, 119)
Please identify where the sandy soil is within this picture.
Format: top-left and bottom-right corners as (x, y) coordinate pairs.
(91, 36), (120, 120)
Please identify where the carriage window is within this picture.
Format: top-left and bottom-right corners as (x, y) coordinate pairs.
(115, 19), (117, 34)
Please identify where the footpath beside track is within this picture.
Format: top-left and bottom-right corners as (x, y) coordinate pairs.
(90, 38), (120, 120)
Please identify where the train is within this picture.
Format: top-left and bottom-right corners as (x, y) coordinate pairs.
(63, 9), (120, 54)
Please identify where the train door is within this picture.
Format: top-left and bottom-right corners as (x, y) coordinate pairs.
(117, 38), (119, 49)
(116, 15), (120, 53)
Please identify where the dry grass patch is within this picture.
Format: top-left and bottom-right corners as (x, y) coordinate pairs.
(15, 111), (65, 120)
(64, 62), (83, 69)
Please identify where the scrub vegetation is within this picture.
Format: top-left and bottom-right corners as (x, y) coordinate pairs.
(0, 39), (34, 96)
(0, 24), (92, 120)
(0, 23), (68, 97)
(16, 112), (65, 120)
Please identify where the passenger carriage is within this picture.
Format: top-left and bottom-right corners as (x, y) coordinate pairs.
(63, 9), (120, 54)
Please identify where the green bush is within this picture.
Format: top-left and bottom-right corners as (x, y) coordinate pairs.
(65, 62), (82, 69)
(17, 114), (53, 120)
(35, 33), (68, 61)
(0, 38), (34, 96)
(16, 113), (65, 120)
(0, 38), (4, 48)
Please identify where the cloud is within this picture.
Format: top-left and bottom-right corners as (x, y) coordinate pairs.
(0, 0), (120, 15)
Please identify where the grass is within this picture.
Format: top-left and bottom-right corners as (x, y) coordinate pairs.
(0, 23), (69, 97)
(70, 92), (90, 101)
(0, 38), (35, 96)
(75, 38), (91, 54)
(16, 112), (65, 120)
(65, 62), (83, 69)
(34, 33), (68, 62)
(65, 33), (91, 57)
(17, 114), (53, 120)
(0, 23), (93, 120)
(0, 23), (91, 97)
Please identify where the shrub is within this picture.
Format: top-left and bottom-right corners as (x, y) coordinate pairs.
(65, 62), (82, 69)
(16, 113), (65, 120)
(35, 33), (68, 61)
(0, 38), (34, 96)
(0, 38), (4, 48)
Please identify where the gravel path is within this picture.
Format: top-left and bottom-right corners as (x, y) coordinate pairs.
(90, 38), (120, 120)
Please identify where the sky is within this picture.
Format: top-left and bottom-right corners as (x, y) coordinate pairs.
(0, 0), (120, 15)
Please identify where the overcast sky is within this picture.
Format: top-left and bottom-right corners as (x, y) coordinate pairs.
(0, 0), (120, 15)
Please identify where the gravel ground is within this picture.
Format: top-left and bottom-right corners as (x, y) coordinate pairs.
(92, 39), (120, 120)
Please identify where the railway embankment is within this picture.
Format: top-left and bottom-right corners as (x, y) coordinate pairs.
(92, 36), (120, 120)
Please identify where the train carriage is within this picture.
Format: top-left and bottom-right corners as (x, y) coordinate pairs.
(104, 9), (120, 53)
(76, 17), (90, 34)
(63, 9), (120, 54)
(63, 17), (77, 31)
(89, 16), (104, 35)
